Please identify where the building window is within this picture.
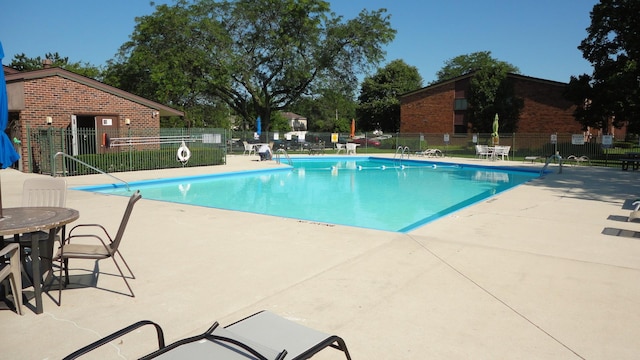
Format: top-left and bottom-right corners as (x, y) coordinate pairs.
(454, 98), (468, 110)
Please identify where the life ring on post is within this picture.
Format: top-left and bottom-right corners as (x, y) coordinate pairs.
(177, 140), (191, 164)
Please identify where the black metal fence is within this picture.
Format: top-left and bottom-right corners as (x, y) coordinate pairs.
(26, 127), (639, 175)
(27, 127), (228, 175)
(230, 130), (639, 168)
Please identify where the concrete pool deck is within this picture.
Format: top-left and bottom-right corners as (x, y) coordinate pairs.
(1, 154), (640, 359)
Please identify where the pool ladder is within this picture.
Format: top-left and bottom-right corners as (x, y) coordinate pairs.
(275, 149), (292, 166)
(394, 146), (410, 166)
(541, 153), (563, 176)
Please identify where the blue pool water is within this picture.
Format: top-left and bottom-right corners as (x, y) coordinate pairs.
(74, 157), (540, 232)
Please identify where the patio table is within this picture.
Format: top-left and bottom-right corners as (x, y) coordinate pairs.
(0, 207), (79, 314)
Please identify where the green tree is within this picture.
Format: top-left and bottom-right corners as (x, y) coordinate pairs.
(103, 2), (226, 128)
(105, 0), (395, 131)
(9, 52), (102, 79)
(357, 59), (422, 133)
(565, 0), (640, 134)
(434, 51), (519, 83)
(468, 65), (524, 134)
(435, 51), (522, 133)
(289, 81), (356, 132)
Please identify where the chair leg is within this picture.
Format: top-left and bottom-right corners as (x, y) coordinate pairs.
(110, 256), (135, 297)
(58, 257), (69, 306)
(115, 250), (135, 279)
(8, 272), (23, 315)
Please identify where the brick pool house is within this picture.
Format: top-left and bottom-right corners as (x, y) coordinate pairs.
(3, 65), (184, 173)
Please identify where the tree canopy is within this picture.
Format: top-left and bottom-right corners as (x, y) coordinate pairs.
(357, 59), (422, 132)
(565, 0), (640, 134)
(9, 52), (102, 79)
(289, 82), (356, 133)
(434, 51), (523, 134)
(104, 0), (396, 130)
(434, 51), (519, 84)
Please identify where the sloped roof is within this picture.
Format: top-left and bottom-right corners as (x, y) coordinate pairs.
(281, 111), (306, 120)
(400, 71), (568, 99)
(4, 66), (184, 117)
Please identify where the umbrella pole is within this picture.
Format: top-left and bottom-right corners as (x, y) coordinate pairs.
(0, 175), (3, 218)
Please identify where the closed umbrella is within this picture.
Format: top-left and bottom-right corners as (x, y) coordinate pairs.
(350, 119), (355, 138)
(0, 40), (21, 218)
(256, 116), (262, 136)
(491, 113), (499, 145)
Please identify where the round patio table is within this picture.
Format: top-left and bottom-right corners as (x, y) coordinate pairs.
(0, 207), (79, 314)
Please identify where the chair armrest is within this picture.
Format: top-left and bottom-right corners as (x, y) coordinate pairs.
(62, 234), (112, 254)
(63, 320), (165, 360)
(0, 242), (20, 257)
(67, 224), (113, 242)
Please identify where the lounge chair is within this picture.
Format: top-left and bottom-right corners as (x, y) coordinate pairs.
(415, 149), (443, 157)
(566, 155), (590, 166)
(222, 310), (352, 360)
(64, 310), (352, 360)
(628, 200), (640, 222)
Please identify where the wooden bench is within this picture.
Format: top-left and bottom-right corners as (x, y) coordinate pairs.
(621, 153), (640, 171)
(308, 142), (325, 155)
(621, 158), (640, 170)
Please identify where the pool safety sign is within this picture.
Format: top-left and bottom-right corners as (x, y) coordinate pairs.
(572, 134), (585, 145)
(602, 135), (613, 148)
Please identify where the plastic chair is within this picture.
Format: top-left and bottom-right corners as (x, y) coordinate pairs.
(475, 145), (491, 159)
(346, 143), (357, 155)
(493, 145), (511, 160)
(335, 143), (345, 154)
(243, 141), (256, 156)
(56, 190), (141, 304)
(19, 177), (67, 278)
(0, 243), (23, 315)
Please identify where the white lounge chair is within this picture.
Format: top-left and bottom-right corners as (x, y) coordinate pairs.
(416, 149), (443, 157)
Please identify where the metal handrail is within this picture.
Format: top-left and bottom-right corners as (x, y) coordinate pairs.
(53, 152), (131, 191)
(274, 149), (292, 165)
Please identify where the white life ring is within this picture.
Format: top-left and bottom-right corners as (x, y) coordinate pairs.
(177, 141), (191, 163)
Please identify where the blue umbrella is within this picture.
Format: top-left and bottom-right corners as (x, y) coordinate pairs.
(256, 116), (262, 136)
(0, 40), (21, 217)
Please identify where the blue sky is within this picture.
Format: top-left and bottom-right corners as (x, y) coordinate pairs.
(1, 0), (599, 85)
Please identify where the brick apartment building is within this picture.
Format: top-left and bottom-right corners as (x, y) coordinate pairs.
(399, 72), (623, 138)
(4, 65), (183, 172)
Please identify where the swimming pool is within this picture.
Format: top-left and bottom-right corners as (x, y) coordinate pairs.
(74, 157), (541, 232)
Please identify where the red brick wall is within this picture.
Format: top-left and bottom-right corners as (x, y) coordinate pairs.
(511, 78), (580, 133)
(400, 75), (583, 135)
(18, 76), (160, 172)
(400, 82), (456, 134)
